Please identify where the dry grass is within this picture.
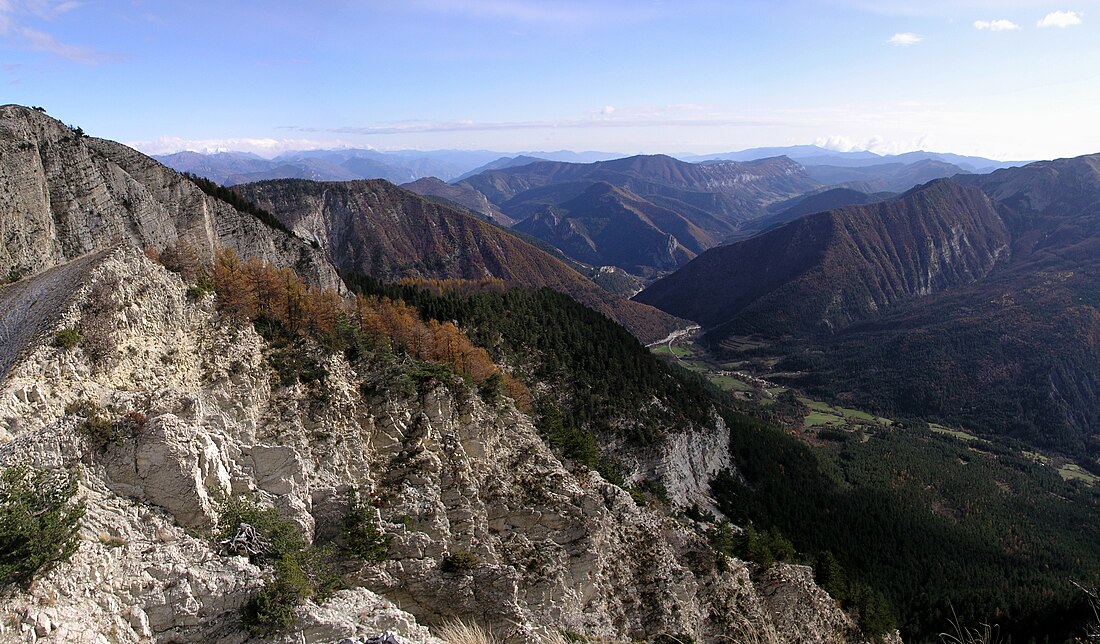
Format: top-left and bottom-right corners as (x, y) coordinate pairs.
(434, 620), (499, 644)
(939, 607), (1002, 644)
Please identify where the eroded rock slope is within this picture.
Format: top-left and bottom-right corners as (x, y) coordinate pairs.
(0, 105), (338, 290)
(0, 248), (871, 643)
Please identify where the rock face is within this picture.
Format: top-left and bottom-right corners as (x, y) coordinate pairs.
(0, 248), (875, 643)
(0, 104), (340, 290)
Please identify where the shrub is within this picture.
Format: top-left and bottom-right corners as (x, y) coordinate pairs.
(342, 487), (390, 563)
(241, 554), (311, 637)
(67, 401), (145, 453)
(186, 275), (216, 301)
(441, 549), (480, 574)
(478, 371), (505, 404)
(68, 399), (118, 451)
(219, 497), (343, 636)
(217, 496), (305, 563)
(159, 240), (204, 284)
(79, 276), (119, 366)
(54, 327), (82, 349)
(0, 465), (85, 587)
(735, 524), (795, 569)
(254, 316), (328, 387)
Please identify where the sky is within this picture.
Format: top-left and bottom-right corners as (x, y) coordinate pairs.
(1, 0), (1098, 161)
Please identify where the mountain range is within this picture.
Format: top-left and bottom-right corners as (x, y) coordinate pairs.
(157, 145), (1010, 279)
(153, 149), (622, 186)
(636, 153), (1100, 454)
(7, 103), (1100, 643)
(0, 104), (911, 642)
(230, 178), (686, 342)
(682, 145), (1028, 173)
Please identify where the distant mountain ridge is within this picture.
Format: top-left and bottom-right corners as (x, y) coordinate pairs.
(636, 153), (1100, 453)
(454, 154), (547, 182)
(804, 159), (970, 193)
(399, 176), (514, 225)
(683, 145), (1028, 173)
(635, 179), (1010, 334)
(513, 182), (715, 275)
(232, 178), (688, 342)
(153, 148), (624, 186)
(732, 187), (893, 240)
(460, 154), (820, 228)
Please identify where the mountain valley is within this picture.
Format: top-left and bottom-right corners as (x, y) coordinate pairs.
(3, 102), (1100, 644)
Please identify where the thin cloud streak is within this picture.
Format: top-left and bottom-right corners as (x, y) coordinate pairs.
(402, 0), (597, 25)
(0, 0), (123, 64)
(19, 26), (126, 64)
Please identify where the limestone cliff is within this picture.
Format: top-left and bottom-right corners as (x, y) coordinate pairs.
(0, 105), (339, 290)
(0, 248), (877, 643)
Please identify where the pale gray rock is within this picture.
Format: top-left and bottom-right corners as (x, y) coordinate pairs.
(0, 247), (883, 643)
(0, 104), (340, 291)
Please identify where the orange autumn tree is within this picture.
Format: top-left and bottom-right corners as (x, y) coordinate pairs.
(208, 248), (529, 408)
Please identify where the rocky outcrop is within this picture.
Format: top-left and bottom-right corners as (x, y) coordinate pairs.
(0, 248), (874, 643)
(0, 104), (339, 290)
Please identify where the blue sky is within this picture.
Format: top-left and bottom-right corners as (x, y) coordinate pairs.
(1, 0), (1098, 160)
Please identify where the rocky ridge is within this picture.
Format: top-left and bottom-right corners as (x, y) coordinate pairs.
(0, 105), (339, 290)
(0, 247), (875, 643)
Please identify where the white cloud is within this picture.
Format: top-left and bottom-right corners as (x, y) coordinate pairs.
(813, 134), (935, 156)
(974, 19), (1021, 31)
(887, 32), (924, 45)
(815, 135), (860, 152)
(126, 136), (363, 158)
(1037, 10), (1083, 28)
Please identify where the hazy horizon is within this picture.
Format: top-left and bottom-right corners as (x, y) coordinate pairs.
(3, 0), (1098, 161)
(134, 141), (1031, 164)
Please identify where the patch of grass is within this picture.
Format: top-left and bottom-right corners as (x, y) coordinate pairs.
(434, 620), (498, 644)
(710, 375), (754, 392)
(930, 424), (980, 442)
(1058, 464), (1099, 485)
(805, 411), (847, 427)
(649, 336), (700, 361)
